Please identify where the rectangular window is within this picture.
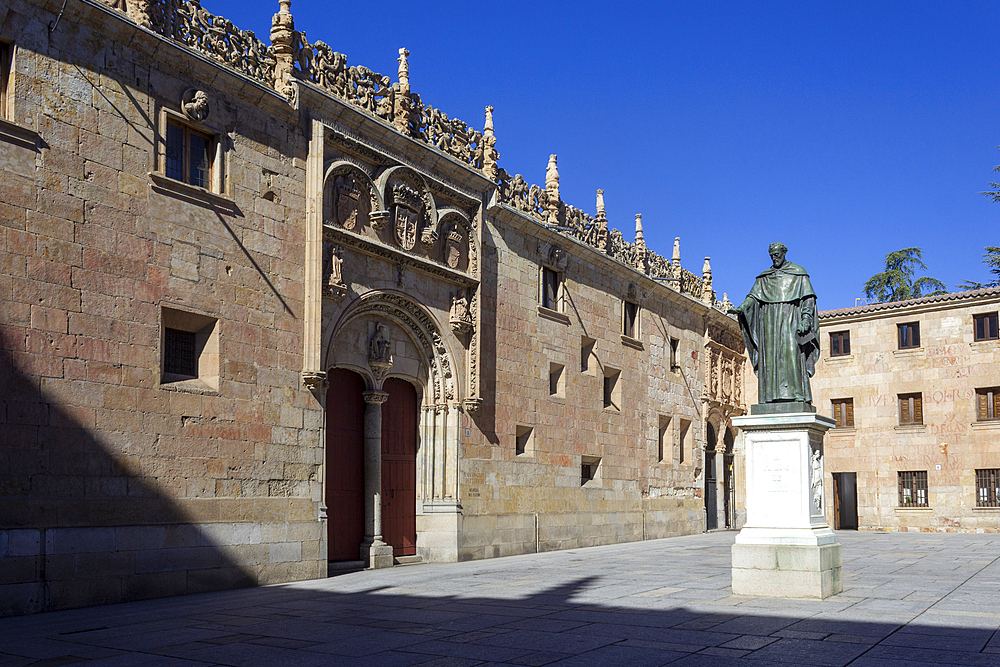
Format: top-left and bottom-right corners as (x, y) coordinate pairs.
(0, 42), (11, 120)
(515, 425), (532, 456)
(898, 392), (923, 425)
(678, 418), (691, 464)
(974, 312), (999, 342)
(658, 415), (671, 463)
(976, 387), (1000, 421)
(541, 267), (561, 311)
(603, 367), (621, 411)
(623, 300), (638, 338)
(549, 362), (564, 397)
(832, 398), (854, 428)
(581, 337), (596, 374)
(581, 456), (601, 486)
(898, 471), (928, 507)
(669, 337), (680, 371)
(165, 119), (214, 190)
(976, 469), (1000, 508)
(161, 307), (220, 391)
(898, 322), (920, 349)
(829, 331), (851, 356)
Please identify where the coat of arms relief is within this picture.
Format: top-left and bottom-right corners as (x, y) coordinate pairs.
(391, 181), (424, 251)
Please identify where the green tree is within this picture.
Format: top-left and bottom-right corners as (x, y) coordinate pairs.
(863, 247), (947, 304)
(959, 246), (1000, 290)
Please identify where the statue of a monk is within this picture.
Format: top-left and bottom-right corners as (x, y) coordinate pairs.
(728, 243), (819, 408)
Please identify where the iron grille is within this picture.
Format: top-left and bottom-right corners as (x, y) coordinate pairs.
(898, 470), (928, 507)
(164, 328), (197, 377)
(976, 469), (1000, 508)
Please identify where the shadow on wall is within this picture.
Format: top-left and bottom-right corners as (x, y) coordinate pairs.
(0, 344), (256, 616)
(0, 570), (996, 665)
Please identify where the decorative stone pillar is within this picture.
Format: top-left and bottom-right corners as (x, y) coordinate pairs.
(394, 48), (411, 133)
(731, 413), (841, 598)
(301, 118), (325, 391)
(702, 257), (714, 304)
(126, 0), (151, 28)
(670, 237), (681, 280)
(482, 106), (499, 182)
(270, 0), (296, 101)
(361, 390), (394, 569)
(545, 154), (560, 225)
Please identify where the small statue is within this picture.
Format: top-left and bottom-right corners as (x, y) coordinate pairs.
(327, 245), (344, 286)
(182, 89), (210, 122)
(811, 448), (823, 511)
(450, 289), (472, 335)
(369, 323), (392, 364)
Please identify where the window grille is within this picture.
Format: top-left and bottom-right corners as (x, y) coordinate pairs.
(898, 470), (928, 507)
(164, 328), (197, 377)
(976, 469), (1000, 508)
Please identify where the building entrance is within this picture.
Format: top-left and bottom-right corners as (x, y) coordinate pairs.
(381, 378), (418, 556)
(833, 472), (858, 530)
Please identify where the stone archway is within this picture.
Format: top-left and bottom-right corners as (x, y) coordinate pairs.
(323, 291), (462, 566)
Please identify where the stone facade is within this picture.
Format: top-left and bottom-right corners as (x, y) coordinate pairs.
(0, 0), (746, 616)
(812, 287), (1000, 532)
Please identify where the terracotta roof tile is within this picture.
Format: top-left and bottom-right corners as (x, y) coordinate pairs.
(820, 286), (1000, 318)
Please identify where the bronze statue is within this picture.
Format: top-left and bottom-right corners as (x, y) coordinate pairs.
(728, 243), (819, 410)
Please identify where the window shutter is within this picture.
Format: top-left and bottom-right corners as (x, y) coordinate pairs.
(913, 325), (920, 347)
(979, 392), (989, 420)
(993, 390), (1000, 420)
(846, 400), (854, 427)
(900, 397), (910, 424)
(913, 395), (923, 424)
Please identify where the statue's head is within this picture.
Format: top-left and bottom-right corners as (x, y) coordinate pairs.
(768, 242), (788, 268)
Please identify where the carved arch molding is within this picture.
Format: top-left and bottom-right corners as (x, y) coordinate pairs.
(332, 292), (456, 406)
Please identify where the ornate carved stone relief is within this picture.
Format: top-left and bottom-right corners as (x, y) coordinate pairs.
(181, 89), (210, 121)
(321, 242), (347, 300)
(391, 182), (423, 251)
(449, 289), (473, 336)
(368, 322), (393, 387)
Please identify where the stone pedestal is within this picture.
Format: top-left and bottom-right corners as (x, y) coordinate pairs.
(730, 412), (841, 599)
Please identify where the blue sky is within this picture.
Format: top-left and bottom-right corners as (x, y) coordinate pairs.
(223, 1), (999, 310)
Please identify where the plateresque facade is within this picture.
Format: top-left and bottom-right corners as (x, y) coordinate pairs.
(812, 287), (1000, 532)
(0, 0), (746, 615)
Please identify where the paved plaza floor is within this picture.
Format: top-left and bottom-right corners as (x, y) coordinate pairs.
(2, 531), (999, 666)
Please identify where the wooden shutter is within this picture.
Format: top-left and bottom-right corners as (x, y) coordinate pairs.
(913, 395), (923, 424)
(899, 396), (909, 424)
(979, 391), (990, 420)
(844, 332), (851, 355)
(846, 399), (855, 427)
(993, 390), (1000, 419)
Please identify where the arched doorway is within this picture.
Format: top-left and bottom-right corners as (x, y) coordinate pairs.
(381, 378), (418, 557)
(326, 368), (366, 562)
(723, 428), (736, 529)
(705, 422), (717, 531)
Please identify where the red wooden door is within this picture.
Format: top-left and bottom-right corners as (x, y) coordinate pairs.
(381, 378), (417, 557)
(326, 369), (366, 561)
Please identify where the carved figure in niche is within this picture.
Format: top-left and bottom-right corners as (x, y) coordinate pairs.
(811, 448), (823, 512)
(391, 182), (423, 251)
(181, 89), (210, 122)
(369, 323), (392, 364)
(722, 357), (734, 403)
(334, 174), (360, 230)
(445, 226), (463, 269)
(323, 243), (345, 287)
(450, 289), (472, 335)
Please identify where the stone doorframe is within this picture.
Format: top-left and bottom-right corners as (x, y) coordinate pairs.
(323, 291), (462, 567)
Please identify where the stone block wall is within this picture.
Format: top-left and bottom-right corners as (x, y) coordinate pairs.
(0, 0), (324, 615)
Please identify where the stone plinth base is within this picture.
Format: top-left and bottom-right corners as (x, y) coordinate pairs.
(732, 540), (842, 599)
(362, 540), (395, 569)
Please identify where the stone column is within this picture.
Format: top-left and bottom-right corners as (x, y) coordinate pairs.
(300, 118), (325, 392)
(361, 390), (394, 568)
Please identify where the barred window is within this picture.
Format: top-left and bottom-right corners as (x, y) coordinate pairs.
(974, 312), (999, 342)
(898, 322), (920, 349)
(164, 328), (197, 377)
(977, 387), (1000, 421)
(899, 392), (923, 425)
(898, 471), (928, 507)
(832, 398), (854, 428)
(830, 331), (851, 356)
(976, 469), (1000, 508)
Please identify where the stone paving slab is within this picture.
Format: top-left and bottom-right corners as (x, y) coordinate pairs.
(2, 531), (1000, 666)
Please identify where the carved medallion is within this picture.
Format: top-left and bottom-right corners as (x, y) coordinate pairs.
(181, 88), (210, 122)
(335, 175), (360, 230)
(445, 227), (463, 269)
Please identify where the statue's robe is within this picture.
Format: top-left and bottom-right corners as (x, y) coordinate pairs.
(734, 262), (819, 404)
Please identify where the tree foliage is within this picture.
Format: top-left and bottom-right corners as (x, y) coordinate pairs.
(863, 247), (947, 304)
(959, 246), (1000, 290)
